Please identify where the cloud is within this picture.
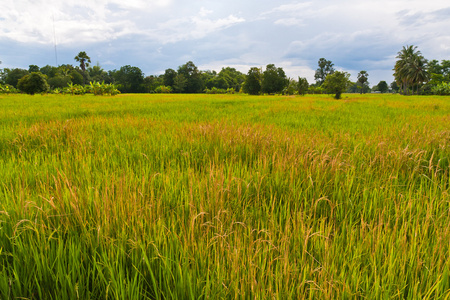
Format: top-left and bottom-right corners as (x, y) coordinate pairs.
(0, 1), (245, 47)
(1, 0), (450, 88)
(274, 18), (305, 27)
(145, 13), (245, 44)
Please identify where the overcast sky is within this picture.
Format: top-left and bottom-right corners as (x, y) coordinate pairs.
(1, 0), (449, 86)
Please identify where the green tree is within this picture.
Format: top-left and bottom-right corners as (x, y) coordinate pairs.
(218, 67), (245, 91)
(357, 70), (369, 94)
(4, 68), (29, 87)
(428, 59), (442, 75)
(440, 60), (450, 77)
(322, 71), (351, 99)
(163, 68), (177, 88)
(17, 72), (49, 95)
(390, 81), (399, 93)
(261, 64), (288, 94)
(377, 81), (389, 93)
(88, 64), (110, 82)
(143, 75), (164, 93)
(40, 65), (58, 78)
(177, 61), (203, 93)
(28, 65), (40, 73)
(297, 77), (309, 95)
(284, 78), (298, 95)
(205, 73), (227, 90)
(173, 74), (188, 93)
(113, 65), (145, 93)
(409, 56), (429, 94)
(48, 75), (72, 89)
(242, 67), (262, 95)
(74, 51), (91, 72)
(393, 45), (429, 95)
(314, 58), (334, 85)
(70, 70), (85, 85)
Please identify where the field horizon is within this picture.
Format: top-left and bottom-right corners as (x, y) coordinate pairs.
(0, 93), (449, 299)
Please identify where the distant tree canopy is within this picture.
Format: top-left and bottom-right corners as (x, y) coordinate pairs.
(111, 65), (145, 93)
(315, 58), (334, 85)
(357, 71), (369, 94)
(204, 67), (245, 91)
(242, 67), (262, 95)
(390, 81), (399, 93)
(3, 47), (448, 96)
(177, 61), (203, 93)
(28, 65), (40, 73)
(377, 81), (389, 93)
(88, 64), (111, 83)
(163, 68), (177, 88)
(297, 77), (309, 95)
(261, 64), (288, 94)
(4, 68), (29, 87)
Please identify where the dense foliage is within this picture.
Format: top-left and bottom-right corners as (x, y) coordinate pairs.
(0, 47), (449, 96)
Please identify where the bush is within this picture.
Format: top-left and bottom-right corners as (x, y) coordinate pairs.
(154, 85), (173, 93)
(88, 81), (120, 96)
(17, 72), (49, 95)
(307, 86), (324, 94)
(432, 82), (450, 95)
(65, 83), (87, 95)
(0, 84), (19, 94)
(62, 82), (120, 96)
(204, 87), (235, 94)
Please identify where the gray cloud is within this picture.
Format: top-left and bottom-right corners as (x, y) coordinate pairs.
(1, 0), (450, 86)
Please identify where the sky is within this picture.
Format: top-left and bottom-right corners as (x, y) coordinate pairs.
(1, 0), (450, 86)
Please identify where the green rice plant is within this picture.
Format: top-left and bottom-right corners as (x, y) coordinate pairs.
(0, 93), (449, 299)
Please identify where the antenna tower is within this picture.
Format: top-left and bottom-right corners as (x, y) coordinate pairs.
(52, 14), (58, 66)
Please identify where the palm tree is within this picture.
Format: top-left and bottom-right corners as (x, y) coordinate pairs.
(394, 45), (415, 95)
(409, 55), (429, 94)
(74, 51), (91, 73)
(393, 45), (428, 95)
(357, 70), (369, 94)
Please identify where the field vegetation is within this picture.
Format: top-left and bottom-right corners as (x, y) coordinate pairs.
(0, 93), (449, 299)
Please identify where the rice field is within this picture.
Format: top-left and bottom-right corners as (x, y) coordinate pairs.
(0, 93), (449, 299)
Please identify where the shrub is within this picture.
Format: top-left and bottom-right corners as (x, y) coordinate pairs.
(0, 84), (19, 94)
(204, 87), (236, 94)
(17, 72), (49, 95)
(62, 82), (120, 96)
(307, 86), (324, 94)
(65, 83), (88, 95)
(432, 82), (450, 95)
(154, 85), (173, 93)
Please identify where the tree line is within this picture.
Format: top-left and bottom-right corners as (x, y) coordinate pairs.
(0, 47), (449, 96)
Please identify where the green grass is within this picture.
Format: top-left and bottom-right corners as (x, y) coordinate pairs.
(0, 93), (449, 299)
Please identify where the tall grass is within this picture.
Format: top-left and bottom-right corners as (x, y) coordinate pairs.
(0, 93), (449, 299)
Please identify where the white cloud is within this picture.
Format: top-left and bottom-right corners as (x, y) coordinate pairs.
(199, 7), (214, 17)
(144, 14), (245, 44)
(1, 0), (450, 86)
(274, 18), (305, 27)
